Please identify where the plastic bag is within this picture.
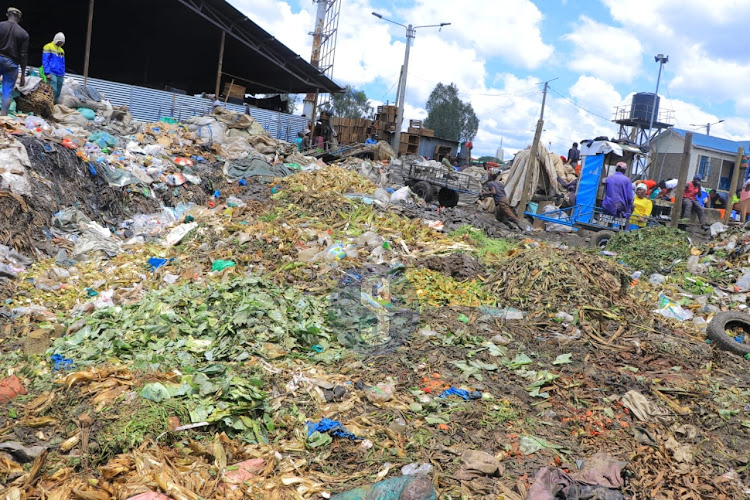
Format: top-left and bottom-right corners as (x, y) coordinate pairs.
(330, 475), (436, 500)
(653, 294), (694, 321)
(165, 222), (198, 246)
(542, 204), (574, 232)
(390, 186), (412, 203)
(77, 107), (96, 120)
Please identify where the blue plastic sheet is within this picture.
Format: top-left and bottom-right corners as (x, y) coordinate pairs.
(147, 257), (173, 272)
(576, 154), (604, 224)
(438, 387), (481, 400)
(306, 418), (362, 440)
(51, 354), (74, 371)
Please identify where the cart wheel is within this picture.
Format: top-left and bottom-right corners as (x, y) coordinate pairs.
(437, 188), (459, 207)
(412, 181), (434, 202)
(591, 230), (615, 249)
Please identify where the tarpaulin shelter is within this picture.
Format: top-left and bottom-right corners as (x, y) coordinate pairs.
(19, 0), (342, 96)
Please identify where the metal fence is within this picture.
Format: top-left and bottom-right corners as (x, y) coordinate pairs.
(66, 74), (307, 143)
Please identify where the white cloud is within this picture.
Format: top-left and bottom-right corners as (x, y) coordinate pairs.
(230, 0), (314, 56)
(601, 0), (750, 108)
(668, 45), (750, 107)
(562, 16), (643, 83)
(407, 0), (553, 68)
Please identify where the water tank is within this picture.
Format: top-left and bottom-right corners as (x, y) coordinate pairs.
(630, 92), (660, 126)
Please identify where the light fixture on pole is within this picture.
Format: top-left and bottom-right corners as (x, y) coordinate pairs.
(689, 119), (725, 136)
(372, 12), (450, 154)
(647, 54), (669, 140)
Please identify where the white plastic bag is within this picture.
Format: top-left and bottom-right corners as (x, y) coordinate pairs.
(390, 186), (412, 203)
(165, 222), (198, 246)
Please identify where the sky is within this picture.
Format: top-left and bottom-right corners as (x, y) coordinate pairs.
(229, 0), (750, 158)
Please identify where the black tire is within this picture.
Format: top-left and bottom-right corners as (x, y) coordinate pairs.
(591, 230), (615, 248)
(437, 188), (459, 207)
(412, 181), (434, 202)
(706, 311), (750, 355)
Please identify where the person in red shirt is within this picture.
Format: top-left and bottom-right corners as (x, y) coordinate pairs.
(681, 175), (705, 226)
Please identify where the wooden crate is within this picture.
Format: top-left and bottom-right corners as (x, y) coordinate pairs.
(223, 82), (246, 100)
(409, 119), (422, 129)
(420, 128), (434, 137)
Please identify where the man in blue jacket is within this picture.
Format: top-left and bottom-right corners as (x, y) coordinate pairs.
(42, 32), (65, 103)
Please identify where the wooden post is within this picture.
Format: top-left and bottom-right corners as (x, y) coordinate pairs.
(83, 0), (95, 85)
(516, 119), (544, 217)
(725, 146), (745, 224)
(215, 31), (226, 98)
(670, 132), (693, 227)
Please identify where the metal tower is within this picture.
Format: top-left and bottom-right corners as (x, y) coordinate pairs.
(302, 0), (341, 122)
(612, 92), (674, 178)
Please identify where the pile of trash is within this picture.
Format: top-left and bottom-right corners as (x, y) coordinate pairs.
(4, 114), (750, 498)
(485, 246), (630, 310)
(608, 226), (692, 274)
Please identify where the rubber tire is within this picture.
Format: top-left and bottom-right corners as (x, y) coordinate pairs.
(706, 311), (750, 356)
(412, 181), (434, 202)
(437, 188), (459, 208)
(591, 230), (615, 248)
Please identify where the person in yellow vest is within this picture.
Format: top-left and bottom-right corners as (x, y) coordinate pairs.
(630, 183), (653, 227)
(42, 32), (65, 103)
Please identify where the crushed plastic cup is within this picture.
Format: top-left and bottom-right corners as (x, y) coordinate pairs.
(401, 463), (434, 476)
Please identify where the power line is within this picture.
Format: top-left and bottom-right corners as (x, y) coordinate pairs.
(547, 86), (612, 123)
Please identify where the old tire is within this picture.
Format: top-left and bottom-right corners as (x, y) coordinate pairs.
(412, 181), (434, 202)
(591, 230), (615, 248)
(437, 188), (459, 207)
(706, 311), (750, 356)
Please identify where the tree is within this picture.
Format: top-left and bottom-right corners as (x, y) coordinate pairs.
(423, 83), (479, 143)
(329, 85), (373, 119)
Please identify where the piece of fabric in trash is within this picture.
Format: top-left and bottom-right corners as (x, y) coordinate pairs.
(306, 418), (362, 440)
(527, 453), (626, 500)
(224, 156), (293, 182)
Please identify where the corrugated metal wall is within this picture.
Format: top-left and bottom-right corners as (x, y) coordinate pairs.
(418, 136), (459, 159)
(66, 74), (307, 143)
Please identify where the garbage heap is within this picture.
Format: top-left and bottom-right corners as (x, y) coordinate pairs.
(1, 150), (749, 500)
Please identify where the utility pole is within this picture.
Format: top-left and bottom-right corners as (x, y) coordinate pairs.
(540, 81), (549, 120)
(516, 79), (554, 217)
(648, 54), (669, 142)
(372, 13), (450, 154)
(393, 24), (414, 153)
(725, 146), (745, 224)
(671, 132), (693, 228)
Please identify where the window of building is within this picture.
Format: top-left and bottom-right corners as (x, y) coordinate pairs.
(698, 155), (712, 179)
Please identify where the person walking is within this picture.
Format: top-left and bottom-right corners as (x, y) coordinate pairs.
(0, 7), (28, 115)
(42, 32), (65, 103)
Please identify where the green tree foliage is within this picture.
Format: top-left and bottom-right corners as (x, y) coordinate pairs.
(423, 83), (480, 143)
(329, 85), (374, 119)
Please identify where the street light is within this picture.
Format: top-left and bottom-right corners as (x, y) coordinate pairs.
(372, 12), (450, 154)
(647, 54), (669, 140)
(689, 119), (725, 136)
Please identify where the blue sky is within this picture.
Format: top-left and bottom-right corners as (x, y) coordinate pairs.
(231, 0), (750, 157)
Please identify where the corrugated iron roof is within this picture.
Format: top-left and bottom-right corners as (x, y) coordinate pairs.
(671, 128), (746, 155)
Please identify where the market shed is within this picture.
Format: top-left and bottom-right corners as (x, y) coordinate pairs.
(18, 0), (341, 96)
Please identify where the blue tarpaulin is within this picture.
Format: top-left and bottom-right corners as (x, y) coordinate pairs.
(575, 154), (604, 224)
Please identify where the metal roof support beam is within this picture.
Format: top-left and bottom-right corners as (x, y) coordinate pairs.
(176, 0), (332, 91)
